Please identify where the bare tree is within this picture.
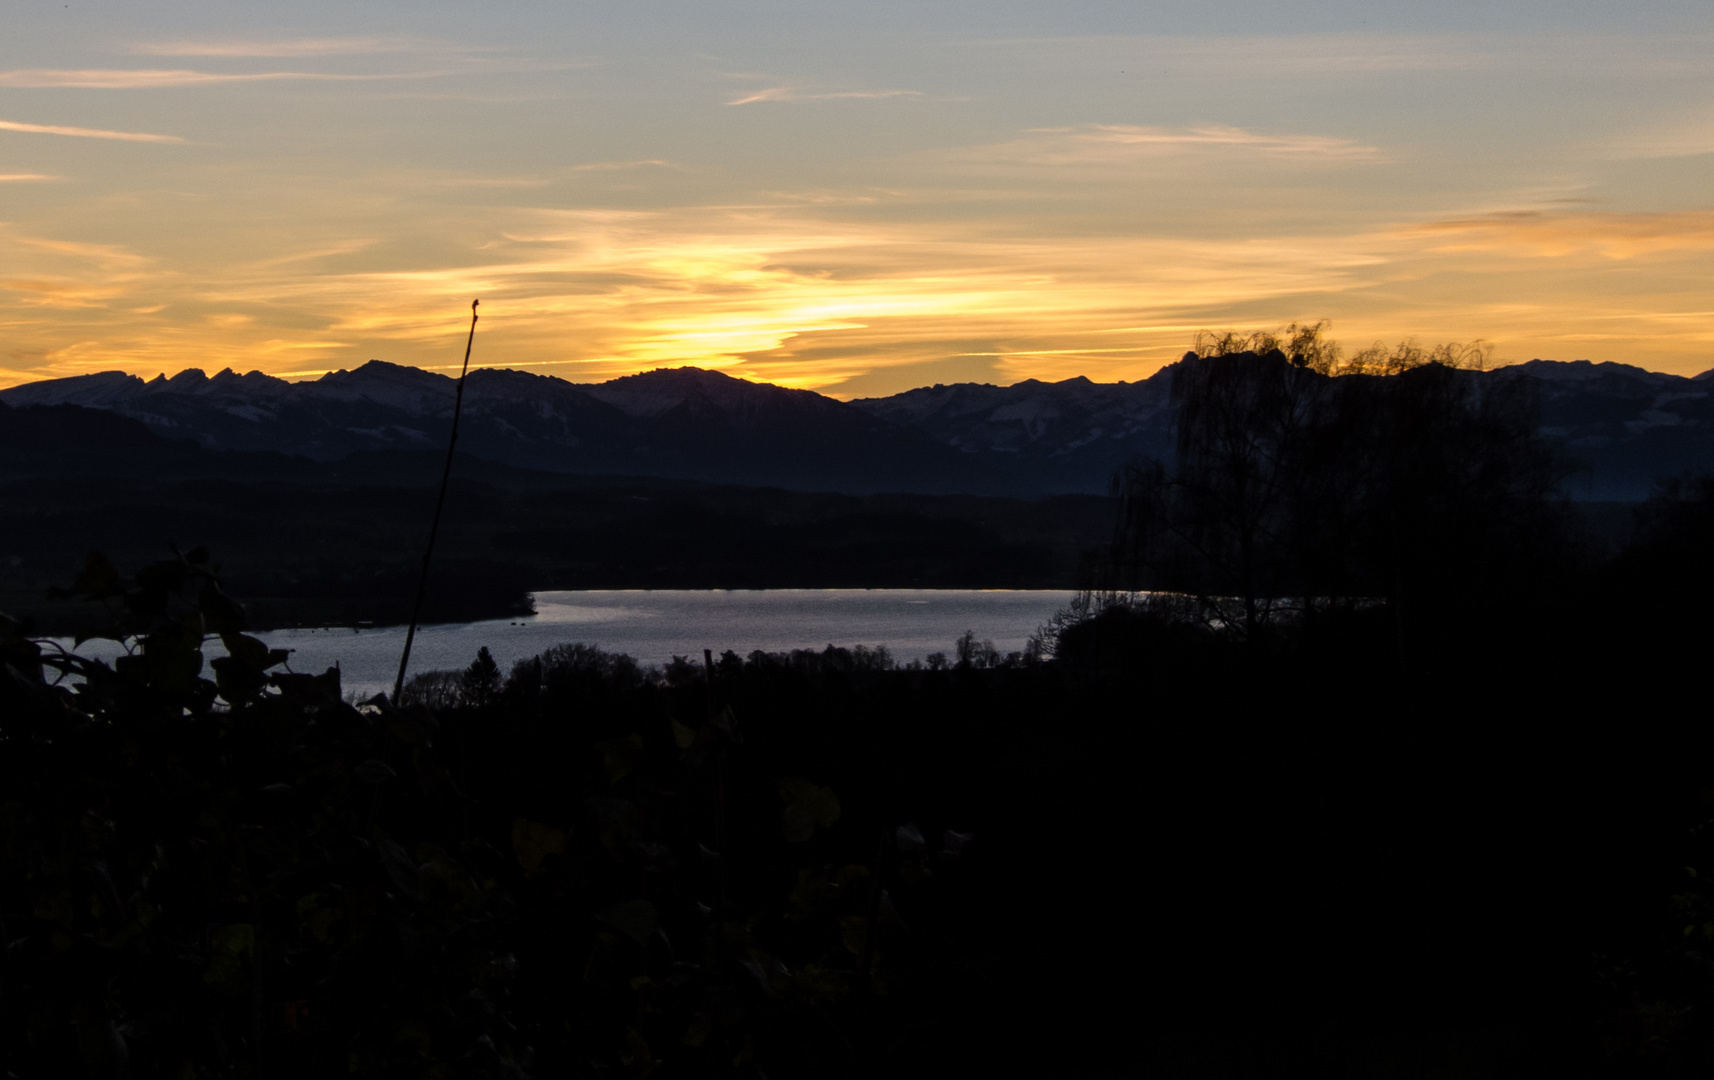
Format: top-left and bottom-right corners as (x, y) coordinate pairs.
(1092, 323), (1565, 650)
(1108, 346), (1328, 638)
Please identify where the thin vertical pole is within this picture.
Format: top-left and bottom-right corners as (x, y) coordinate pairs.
(392, 299), (479, 705)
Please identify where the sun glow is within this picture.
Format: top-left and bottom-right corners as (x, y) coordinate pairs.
(5, 199), (1713, 393)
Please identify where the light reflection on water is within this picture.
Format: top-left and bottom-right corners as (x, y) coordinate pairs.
(53, 589), (1074, 700)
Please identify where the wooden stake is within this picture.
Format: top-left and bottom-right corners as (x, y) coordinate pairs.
(392, 299), (479, 706)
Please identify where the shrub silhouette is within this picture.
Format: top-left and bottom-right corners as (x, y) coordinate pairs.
(0, 549), (528, 1078)
(1, 554), (1009, 1079)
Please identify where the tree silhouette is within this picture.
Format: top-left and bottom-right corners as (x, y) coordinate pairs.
(1101, 329), (1568, 649)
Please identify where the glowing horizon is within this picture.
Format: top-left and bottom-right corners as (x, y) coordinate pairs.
(4, 3), (1712, 398)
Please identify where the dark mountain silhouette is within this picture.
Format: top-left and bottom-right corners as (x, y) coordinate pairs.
(0, 363), (992, 494)
(1496, 359), (1714, 499)
(4, 356), (1712, 498)
(849, 372), (1178, 492)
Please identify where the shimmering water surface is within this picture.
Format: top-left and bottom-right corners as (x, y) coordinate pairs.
(59, 590), (1074, 700)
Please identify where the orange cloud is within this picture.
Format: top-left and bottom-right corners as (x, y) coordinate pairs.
(946, 123), (1382, 169)
(0, 118), (183, 142)
(568, 160), (675, 173)
(128, 37), (432, 58)
(0, 68), (426, 88)
(14, 236), (154, 269)
(728, 87), (923, 105)
(1397, 210), (1714, 260)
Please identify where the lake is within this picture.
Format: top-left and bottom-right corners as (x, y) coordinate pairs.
(56, 589), (1075, 700)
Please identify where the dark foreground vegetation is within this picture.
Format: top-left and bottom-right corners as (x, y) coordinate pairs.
(6, 333), (1714, 1077)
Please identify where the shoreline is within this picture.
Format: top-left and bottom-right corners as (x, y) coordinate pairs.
(3, 580), (1090, 638)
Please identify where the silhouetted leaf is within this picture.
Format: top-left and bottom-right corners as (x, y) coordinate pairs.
(354, 759), (397, 785)
(672, 717), (697, 750)
(599, 900), (658, 946)
(511, 818), (568, 877)
(372, 828), (422, 901)
(780, 779), (841, 843)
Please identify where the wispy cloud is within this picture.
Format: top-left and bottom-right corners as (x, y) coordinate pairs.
(569, 159), (676, 173)
(1163, 33), (1484, 74)
(129, 37), (431, 58)
(245, 239), (379, 269)
(0, 173), (58, 182)
(1397, 210), (1714, 260)
(953, 31), (1714, 83)
(0, 230), (157, 315)
(15, 235), (154, 268)
(951, 123), (1381, 167)
(430, 176), (554, 188)
(1609, 109), (1714, 160)
(0, 68), (430, 89)
(399, 162), (675, 190)
(0, 119), (182, 143)
(728, 87), (921, 106)
(759, 189), (891, 206)
(945, 31), (1714, 78)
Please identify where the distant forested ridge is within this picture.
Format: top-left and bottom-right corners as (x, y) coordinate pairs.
(0, 450), (1109, 635)
(5, 349), (1711, 499)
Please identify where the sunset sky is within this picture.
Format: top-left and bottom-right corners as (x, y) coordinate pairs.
(3, 1), (1712, 396)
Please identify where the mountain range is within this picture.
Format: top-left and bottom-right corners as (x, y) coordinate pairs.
(4, 357), (1712, 499)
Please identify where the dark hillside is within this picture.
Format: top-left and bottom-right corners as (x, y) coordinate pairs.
(0, 468), (1109, 634)
(0, 399), (306, 482)
(0, 398), (1109, 632)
